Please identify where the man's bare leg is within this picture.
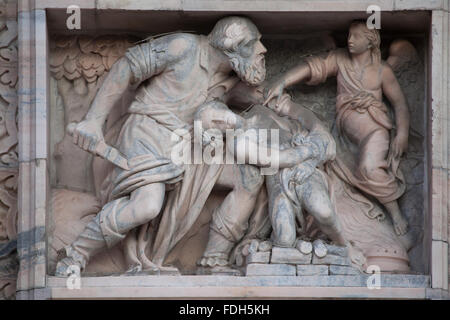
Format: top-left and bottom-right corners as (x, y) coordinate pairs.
(266, 174), (297, 247)
(199, 164), (263, 267)
(55, 183), (165, 276)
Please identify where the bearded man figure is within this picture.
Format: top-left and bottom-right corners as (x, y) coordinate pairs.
(55, 16), (267, 276)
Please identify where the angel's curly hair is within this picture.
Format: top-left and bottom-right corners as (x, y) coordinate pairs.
(350, 20), (381, 64)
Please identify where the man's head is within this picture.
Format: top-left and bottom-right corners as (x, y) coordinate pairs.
(348, 20), (381, 63)
(209, 16), (267, 86)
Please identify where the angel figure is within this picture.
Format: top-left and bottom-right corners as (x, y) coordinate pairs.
(264, 20), (410, 236)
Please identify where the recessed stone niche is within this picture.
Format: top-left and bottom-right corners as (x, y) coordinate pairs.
(9, 1), (450, 300)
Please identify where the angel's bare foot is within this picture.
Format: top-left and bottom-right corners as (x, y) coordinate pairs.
(384, 200), (408, 236)
(347, 244), (366, 271)
(392, 214), (408, 236)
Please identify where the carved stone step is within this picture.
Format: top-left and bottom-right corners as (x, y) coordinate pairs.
(248, 240), (259, 254)
(297, 265), (329, 276)
(246, 263), (296, 276)
(258, 241), (273, 252)
(196, 266), (242, 276)
(325, 244), (348, 257)
(329, 265), (360, 275)
(246, 251), (271, 264)
(312, 254), (351, 266)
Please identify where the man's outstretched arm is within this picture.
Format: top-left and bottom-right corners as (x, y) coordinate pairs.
(72, 35), (194, 152)
(85, 58), (133, 125)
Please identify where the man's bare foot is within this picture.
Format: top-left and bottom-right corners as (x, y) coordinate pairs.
(131, 265), (180, 275)
(125, 264), (143, 274)
(197, 255), (229, 267)
(157, 265), (180, 274)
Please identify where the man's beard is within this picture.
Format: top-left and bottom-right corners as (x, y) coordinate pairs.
(229, 53), (266, 86)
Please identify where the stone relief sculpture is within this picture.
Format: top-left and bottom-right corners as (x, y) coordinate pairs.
(48, 35), (138, 275)
(195, 98), (367, 271)
(50, 16), (424, 277)
(262, 21), (417, 272)
(0, 0), (18, 299)
(265, 21), (410, 236)
(55, 16), (268, 276)
(50, 35), (137, 192)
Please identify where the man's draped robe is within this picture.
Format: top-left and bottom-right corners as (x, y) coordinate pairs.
(97, 34), (242, 270)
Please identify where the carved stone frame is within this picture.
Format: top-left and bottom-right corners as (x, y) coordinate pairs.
(14, 0), (449, 299)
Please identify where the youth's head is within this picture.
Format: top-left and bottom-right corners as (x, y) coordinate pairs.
(209, 16), (267, 85)
(348, 21), (381, 63)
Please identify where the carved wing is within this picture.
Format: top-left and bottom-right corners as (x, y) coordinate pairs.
(49, 35), (136, 194)
(50, 35), (136, 83)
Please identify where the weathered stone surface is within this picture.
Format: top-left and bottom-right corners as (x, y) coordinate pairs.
(118, 268), (181, 276)
(246, 263), (296, 276)
(235, 253), (244, 267)
(325, 244), (348, 257)
(45, 12), (431, 282)
(258, 241), (272, 252)
(248, 240), (259, 254)
(271, 247), (312, 264)
(313, 240), (328, 258)
(196, 266), (241, 276)
(313, 254), (351, 266)
(329, 265), (360, 275)
(45, 273), (430, 288)
(296, 240), (313, 255)
(297, 265), (328, 276)
(246, 251), (270, 264)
